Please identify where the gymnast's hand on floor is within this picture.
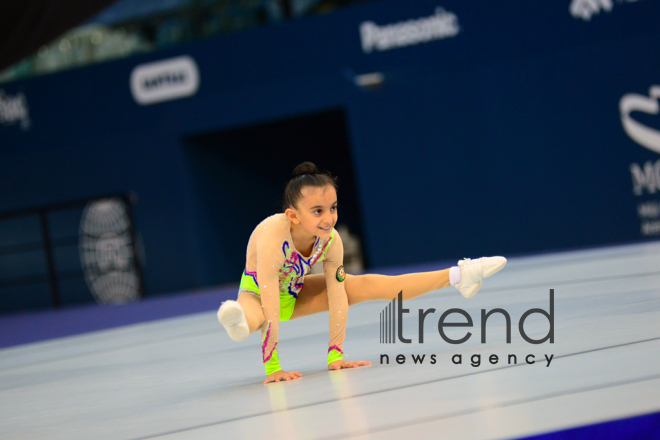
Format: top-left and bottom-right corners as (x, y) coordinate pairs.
(263, 370), (303, 384)
(328, 360), (372, 370)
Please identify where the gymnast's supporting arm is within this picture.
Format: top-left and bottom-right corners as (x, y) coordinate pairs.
(323, 233), (349, 366)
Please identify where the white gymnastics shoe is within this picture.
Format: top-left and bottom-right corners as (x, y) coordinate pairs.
(455, 256), (507, 299)
(217, 300), (249, 342)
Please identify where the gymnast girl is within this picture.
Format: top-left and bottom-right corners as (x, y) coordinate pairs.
(217, 162), (507, 384)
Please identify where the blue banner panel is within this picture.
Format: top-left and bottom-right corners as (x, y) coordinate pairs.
(1, 0), (660, 309)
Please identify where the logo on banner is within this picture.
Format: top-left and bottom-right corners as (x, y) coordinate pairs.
(359, 7), (460, 54)
(130, 56), (200, 105)
(570, 0), (643, 21)
(620, 86), (660, 155)
(79, 198), (141, 304)
(0, 90), (30, 130)
(621, 85), (660, 236)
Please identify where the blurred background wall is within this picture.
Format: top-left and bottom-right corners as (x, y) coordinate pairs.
(1, 0), (659, 313)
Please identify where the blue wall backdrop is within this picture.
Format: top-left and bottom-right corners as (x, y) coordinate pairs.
(2, 0), (660, 311)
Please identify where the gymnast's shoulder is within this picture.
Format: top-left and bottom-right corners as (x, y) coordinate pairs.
(250, 213), (289, 238)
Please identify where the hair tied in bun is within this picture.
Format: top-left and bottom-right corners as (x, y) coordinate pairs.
(283, 162), (338, 210)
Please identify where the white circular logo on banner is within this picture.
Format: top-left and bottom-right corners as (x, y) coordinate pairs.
(79, 198), (140, 304)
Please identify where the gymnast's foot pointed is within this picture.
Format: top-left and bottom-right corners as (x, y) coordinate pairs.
(451, 256), (507, 299)
(217, 300), (249, 342)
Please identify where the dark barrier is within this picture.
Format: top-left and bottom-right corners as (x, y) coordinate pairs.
(0, 195), (144, 312)
(1, 0), (659, 311)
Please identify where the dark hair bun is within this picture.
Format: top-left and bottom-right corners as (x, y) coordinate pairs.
(292, 161), (318, 177)
(283, 162), (337, 210)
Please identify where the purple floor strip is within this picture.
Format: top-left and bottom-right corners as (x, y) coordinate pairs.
(0, 285), (238, 349)
(519, 410), (660, 439)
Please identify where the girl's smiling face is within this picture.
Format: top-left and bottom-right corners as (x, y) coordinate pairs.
(286, 185), (338, 238)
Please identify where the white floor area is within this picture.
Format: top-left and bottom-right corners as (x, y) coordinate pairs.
(1, 242), (660, 440)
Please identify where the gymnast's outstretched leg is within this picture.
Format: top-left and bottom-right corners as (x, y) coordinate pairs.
(218, 257), (505, 337)
(291, 257), (506, 319)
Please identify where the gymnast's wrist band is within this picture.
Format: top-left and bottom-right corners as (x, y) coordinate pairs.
(327, 345), (344, 365)
(264, 348), (282, 375)
(262, 320), (282, 375)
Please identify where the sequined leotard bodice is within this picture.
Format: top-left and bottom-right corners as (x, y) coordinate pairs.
(239, 214), (335, 303)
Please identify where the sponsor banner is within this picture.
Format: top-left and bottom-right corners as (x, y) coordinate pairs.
(2, 0), (660, 297)
(359, 7), (459, 53)
(129, 56), (200, 105)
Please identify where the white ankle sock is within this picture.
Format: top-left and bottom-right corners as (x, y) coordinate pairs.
(449, 266), (461, 286)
